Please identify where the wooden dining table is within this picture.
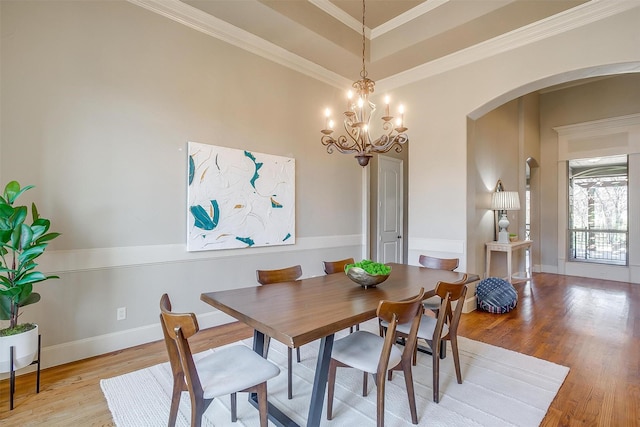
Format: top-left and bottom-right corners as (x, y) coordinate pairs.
(200, 262), (467, 427)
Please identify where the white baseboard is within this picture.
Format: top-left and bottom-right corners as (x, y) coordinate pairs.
(30, 311), (236, 372)
(462, 296), (477, 313)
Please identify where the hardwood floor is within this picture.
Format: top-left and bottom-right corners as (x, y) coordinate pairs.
(1, 273), (638, 426)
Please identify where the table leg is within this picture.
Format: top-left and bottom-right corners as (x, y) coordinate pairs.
(249, 331), (334, 427)
(486, 246), (491, 278)
(250, 330), (298, 427)
(507, 248), (513, 283)
(307, 334), (335, 427)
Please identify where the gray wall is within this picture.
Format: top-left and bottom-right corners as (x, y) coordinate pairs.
(1, 0), (363, 366)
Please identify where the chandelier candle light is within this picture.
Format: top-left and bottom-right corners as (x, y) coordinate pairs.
(320, 0), (408, 167)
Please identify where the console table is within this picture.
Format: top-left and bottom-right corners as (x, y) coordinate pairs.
(485, 240), (532, 283)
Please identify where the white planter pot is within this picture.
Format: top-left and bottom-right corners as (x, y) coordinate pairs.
(0, 324), (39, 373)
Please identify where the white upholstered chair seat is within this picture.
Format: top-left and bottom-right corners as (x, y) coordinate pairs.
(393, 315), (449, 341)
(422, 296), (441, 312)
(195, 345), (281, 399)
(331, 330), (403, 374)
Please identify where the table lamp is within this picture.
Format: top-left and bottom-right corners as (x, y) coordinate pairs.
(491, 191), (521, 243)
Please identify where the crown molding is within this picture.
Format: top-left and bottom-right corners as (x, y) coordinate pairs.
(308, 0), (446, 40)
(308, 0), (370, 37)
(128, 0), (638, 92)
(371, 0), (449, 39)
(377, 0), (640, 92)
(127, 0), (351, 89)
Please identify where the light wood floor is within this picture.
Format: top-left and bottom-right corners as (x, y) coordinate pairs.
(1, 273), (638, 426)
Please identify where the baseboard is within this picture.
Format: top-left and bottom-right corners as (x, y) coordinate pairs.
(10, 311), (237, 374)
(462, 295), (477, 313)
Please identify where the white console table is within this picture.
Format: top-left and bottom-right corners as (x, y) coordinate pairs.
(485, 240), (532, 283)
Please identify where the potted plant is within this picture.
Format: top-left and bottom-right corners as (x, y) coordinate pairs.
(0, 181), (60, 372)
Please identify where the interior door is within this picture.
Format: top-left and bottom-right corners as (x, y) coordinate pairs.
(377, 156), (403, 263)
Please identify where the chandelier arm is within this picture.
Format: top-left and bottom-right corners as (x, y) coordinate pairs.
(321, 134), (362, 155)
(369, 133), (409, 153)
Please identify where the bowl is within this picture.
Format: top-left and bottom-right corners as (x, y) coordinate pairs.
(346, 266), (391, 289)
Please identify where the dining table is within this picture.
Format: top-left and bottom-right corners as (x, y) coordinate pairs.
(200, 262), (467, 427)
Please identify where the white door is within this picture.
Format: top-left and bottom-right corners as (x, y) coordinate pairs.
(377, 156), (403, 263)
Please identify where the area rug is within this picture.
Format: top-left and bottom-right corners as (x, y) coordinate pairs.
(100, 320), (569, 427)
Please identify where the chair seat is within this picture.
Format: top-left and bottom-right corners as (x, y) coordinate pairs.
(422, 296), (440, 311)
(332, 330), (403, 374)
(384, 316), (449, 341)
(196, 345), (280, 399)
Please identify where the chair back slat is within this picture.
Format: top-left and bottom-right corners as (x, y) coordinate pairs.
(376, 288), (425, 375)
(323, 258), (355, 275)
(159, 294), (204, 402)
(418, 255), (459, 271)
(256, 265), (302, 285)
(433, 281), (468, 340)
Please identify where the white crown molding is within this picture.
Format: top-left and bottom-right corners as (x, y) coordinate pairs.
(371, 0), (449, 39)
(128, 0), (638, 92)
(127, 0), (351, 89)
(310, 0), (449, 40)
(377, 0), (640, 91)
(308, 0), (369, 37)
(553, 112), (640, 136)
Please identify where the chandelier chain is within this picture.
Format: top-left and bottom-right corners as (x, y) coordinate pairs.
(360, 0), (367, 79)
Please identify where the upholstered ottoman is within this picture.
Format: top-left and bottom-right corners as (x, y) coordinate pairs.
(476, 277), (518, 313)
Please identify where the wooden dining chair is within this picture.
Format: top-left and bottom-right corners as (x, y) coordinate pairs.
(390, 280), (468, 403)
(322, 258), (359, 332)
(322, 257), (354, 274)
(159, 294), (279, 427)
(418, 255), (460, 313)
(327, 288), (425, 427)
(256, 264), (302, 400)
(418, 255), (459, 271)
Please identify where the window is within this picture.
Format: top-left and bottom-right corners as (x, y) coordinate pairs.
(568, 155), (628, 265)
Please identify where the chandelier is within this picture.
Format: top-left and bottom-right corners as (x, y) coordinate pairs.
(320, 0), (408, 167)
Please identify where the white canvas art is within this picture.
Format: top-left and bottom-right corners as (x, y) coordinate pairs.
(187, 141), (295, 251)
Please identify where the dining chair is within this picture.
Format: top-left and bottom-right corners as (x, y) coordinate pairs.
(418, 255), (460, 313)
(322, 258), (359, 332)
(322, 257), (354, 274)
(388, 280), (468, 403)
(326, 288), (425, 427)
(256, 264), (302, 400)
(159, 294), (279, 427)
(418, 255), (459, 271)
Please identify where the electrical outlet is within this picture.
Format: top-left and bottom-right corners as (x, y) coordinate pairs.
(117, 307), (126, 321)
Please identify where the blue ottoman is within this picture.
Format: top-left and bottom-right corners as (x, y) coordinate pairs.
(477, 277), (518, 313)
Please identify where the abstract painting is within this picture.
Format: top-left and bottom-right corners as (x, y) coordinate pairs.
(187, 141), (295, 251)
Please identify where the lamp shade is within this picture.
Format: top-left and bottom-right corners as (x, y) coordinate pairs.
(491, 191), (520, 211)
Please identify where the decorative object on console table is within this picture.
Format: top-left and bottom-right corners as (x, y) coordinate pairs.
(491, 186), (521, 244)
(0, 181), (60, 409)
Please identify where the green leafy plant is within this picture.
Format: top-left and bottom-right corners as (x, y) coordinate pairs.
(0, 181), (60, 334)
(344, 259), (391, 275)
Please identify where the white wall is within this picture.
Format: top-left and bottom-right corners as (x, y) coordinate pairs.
(0, 0), (364, 367)
(392, 5), (640, 277)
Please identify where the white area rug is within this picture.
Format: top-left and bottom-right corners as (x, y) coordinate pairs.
(100, 320), (569, 427)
